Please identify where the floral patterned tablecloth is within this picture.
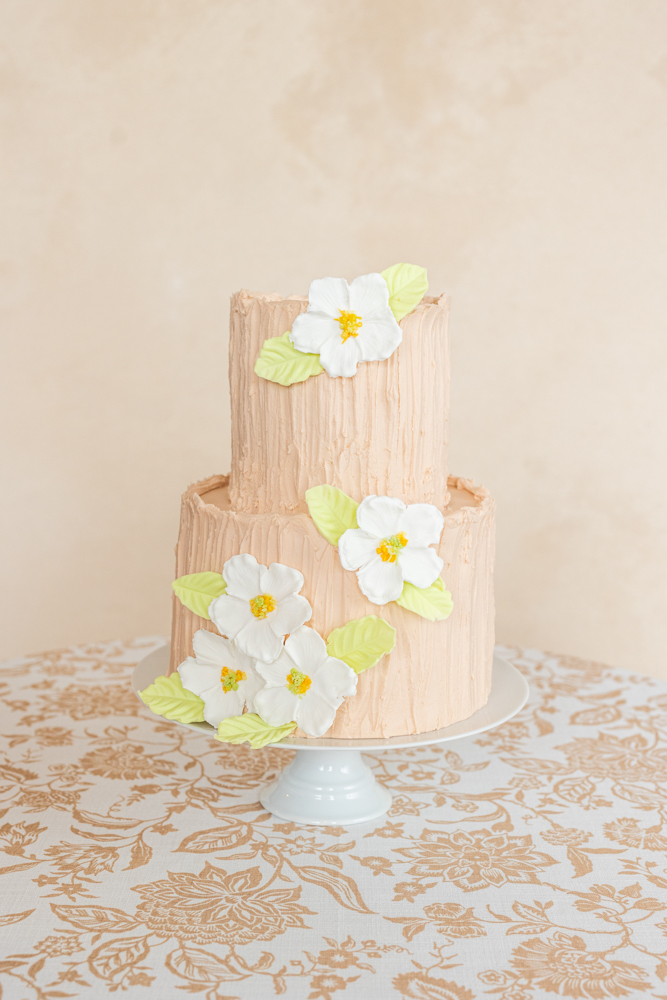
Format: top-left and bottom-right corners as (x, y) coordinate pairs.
(2, 638), (667, 1000)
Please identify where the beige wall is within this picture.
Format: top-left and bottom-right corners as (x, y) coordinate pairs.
(2, 1), (667, 674)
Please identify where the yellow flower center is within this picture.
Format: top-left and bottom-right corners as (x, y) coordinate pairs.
(286, 668), (312, 697)
(220, 666), (247, 692)
(337, 309), (363, 343)
(376, 532), (408, 563)
(249, 594), (277, 619)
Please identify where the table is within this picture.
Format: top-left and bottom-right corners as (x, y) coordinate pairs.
(1, 638), (666, 1000)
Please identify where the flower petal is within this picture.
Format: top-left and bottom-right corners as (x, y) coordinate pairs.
(356, 495), (406, 538)
(202, 686), (245, 727)
(348, 272), (390, 314)
(398, 546), (444, 588)
(222, 553), (263, 600)
(357, 317), (402, 362)
(291, 312), (339, 353)
(238, 664), (265, 714)
(177, 658), (221, 698)
(295, 692), (337, 737)
(235, 617), (283, 663)
(400, 503), (445, 547)
(256, 650), (294, 687)
(310, 657), (358, 701)
(269, 595), (312, 637)
(357, 555), (404, 605)
(338, 528), (378, 571)
(209, 594), (253, 639)
(307, 276), (349, 316)
(261, 562), (305, 602)
(191, 629), (234, 668)
(231, 644), (256, 674)
(284, 625), (328, 672)
(254, 684), (299, 727)
(318, 334), (363, 378)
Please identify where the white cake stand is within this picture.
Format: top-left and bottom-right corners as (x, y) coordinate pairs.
(132, 646), (528, 827)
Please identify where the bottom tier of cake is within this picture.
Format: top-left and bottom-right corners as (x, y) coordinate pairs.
(169, 475), (495, 739)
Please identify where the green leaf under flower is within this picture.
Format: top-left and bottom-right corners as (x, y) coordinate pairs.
(395, 578), (454, 621)
(216, 714), (297, 749)
(381, 263), (429, 321)
(254, 331), (324, 386)
(326, 615), (396, 674)
(139, 672), (206, 724)
(305, 485), (358, 546)
(172, 572), (227, 620)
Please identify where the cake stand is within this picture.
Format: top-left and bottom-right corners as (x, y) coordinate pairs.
(132, 646), (528, 827)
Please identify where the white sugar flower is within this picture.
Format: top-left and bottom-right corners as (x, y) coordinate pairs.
(338, 495), (444, 605)
(290, 273), (402, 378)
(178, 629), (263, 727)
(253, 625), (357, 737)
(209, 553), (312, 663)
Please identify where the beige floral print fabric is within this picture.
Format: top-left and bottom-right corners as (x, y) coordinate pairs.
(1, 638), (666, 999)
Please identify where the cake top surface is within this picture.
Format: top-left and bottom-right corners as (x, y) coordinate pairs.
(197, 477), (482, 518)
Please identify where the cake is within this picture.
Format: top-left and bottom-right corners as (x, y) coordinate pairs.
(141, 265), (495, 746)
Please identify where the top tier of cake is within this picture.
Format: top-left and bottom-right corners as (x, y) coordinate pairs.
(228, 289), (451, 515)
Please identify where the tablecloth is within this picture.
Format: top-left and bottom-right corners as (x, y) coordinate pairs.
(1, 637), (667, 999)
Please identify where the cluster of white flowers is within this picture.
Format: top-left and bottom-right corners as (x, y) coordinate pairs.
(178, 554), (357, 738)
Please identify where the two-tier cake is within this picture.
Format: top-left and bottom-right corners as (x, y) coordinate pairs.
(140, 265), (495, 746)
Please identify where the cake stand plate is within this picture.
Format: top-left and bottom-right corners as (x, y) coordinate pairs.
(132, 646), (528, 826)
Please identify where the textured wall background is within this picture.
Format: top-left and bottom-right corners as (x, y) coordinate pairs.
(2, 0), (666, 673)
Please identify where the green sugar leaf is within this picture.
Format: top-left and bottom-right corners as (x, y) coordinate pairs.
(395, 577), (454, 621)
(326, 615), (396, 674)
(305, 485), (358, 546)
(172, 572), (227, 620)
(139, 673), (206, 724)
(254, 331), (324, 386)
(216, 714), (297, 749)
(381, 263), (429, 321)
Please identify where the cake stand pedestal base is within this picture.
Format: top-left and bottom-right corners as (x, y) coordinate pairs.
(260, 749), (392, 826)
(132, 646), (528, 827)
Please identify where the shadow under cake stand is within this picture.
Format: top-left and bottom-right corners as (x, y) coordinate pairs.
(132, 646), (528, 827)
